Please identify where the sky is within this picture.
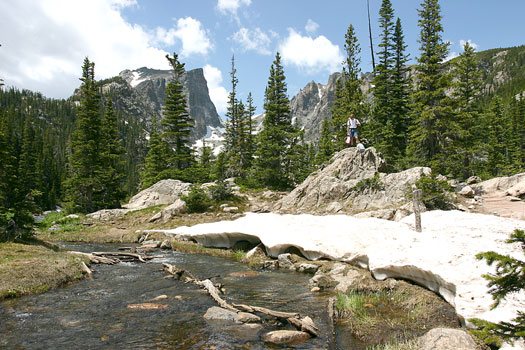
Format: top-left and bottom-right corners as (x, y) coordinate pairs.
(1, 0), (524, 118)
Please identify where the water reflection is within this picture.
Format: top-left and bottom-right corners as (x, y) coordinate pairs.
(0, 243), (332, 349)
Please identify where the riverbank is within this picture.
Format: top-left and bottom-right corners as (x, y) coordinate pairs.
(0, 241), (89, 300)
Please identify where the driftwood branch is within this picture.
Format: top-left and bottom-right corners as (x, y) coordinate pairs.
(162, 263), (319, 337)
(70, 251), (159, 264)
(69, 251), (119, 264)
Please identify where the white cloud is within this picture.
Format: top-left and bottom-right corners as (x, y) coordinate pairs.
(279, 29), (343, 74)
(0, 0), (212, 99)
(203, 64), (228, 116)
(171, 17), (213, 58)
(460, 39), (479, 50)
(217, 0), (251, 23)
(0, 0), (170, 98)
(232, 28), (272, 55)
(154, 17), (213, 57)
(305, 19), (319, 34)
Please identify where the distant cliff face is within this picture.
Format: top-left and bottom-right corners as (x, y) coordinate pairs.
(290, 72), (374, 145)
(111, 67), (223, 140)
(290, 73), (339, 145)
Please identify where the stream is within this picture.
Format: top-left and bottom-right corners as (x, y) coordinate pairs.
(0, 243), (362, 349)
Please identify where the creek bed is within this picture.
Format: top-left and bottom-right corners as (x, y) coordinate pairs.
(0, 243), (356, 349)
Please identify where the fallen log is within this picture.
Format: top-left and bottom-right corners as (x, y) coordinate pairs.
(69, 251), (119, 264)
(233, 303), (299, 319)
(81, 261), (93, 279)
(195, 279), (237, 312)
(92, 252), (154, 263)
(162, 263), (320, 337)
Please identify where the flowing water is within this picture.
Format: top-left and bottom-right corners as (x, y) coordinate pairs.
(0, 243), (358, 349)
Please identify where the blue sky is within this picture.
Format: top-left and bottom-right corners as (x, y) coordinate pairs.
(1, 0), (524, 118)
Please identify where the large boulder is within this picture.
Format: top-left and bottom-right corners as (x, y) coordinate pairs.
(86, 208), (131, 221)
(276, 147), (430, 217)
(148, 199), (187, 223)
(471, 172), (525, 195)
(417, 328), (478, 350)
(124, 179), (191, 210)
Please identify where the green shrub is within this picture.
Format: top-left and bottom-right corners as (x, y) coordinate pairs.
(208, 182), (235, 202)
(181, 186), (211, 213)
(413, 173), (454, 210)
(353, 173), (384, 193)
(470, 229), (525, 347)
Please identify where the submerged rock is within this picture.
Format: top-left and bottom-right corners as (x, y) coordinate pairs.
(126, 303), (168, 310)
(203, 306), (241, 324)
(262, 330), (311, 345)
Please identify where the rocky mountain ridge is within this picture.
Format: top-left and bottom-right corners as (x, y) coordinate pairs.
(100, 66), (223, 141)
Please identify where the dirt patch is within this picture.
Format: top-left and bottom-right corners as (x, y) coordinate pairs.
(0, 242), (89, 300)
(473, 192), (525, 220)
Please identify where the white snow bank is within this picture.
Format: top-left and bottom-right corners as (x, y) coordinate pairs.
(158, 210), (525, 332)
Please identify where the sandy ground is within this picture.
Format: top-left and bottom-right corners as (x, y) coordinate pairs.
(474, 191), (525, 220)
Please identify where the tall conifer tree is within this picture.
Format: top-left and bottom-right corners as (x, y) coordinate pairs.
(141, 114), (168, 189)
(407, 0), (453, 172)
(368, 0), (395, 151)
(390, 18), (411, 165)
(224, 56), (244, 177)
(98, 98), (125, 208)
(254, 52), (299, 188)
(330, 24), (368, 151)
(63, 57), (103, 213)
(450, 41), (483, 178)
(161, 52), (194, 171)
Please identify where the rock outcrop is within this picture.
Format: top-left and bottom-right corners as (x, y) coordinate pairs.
(470, 172), (525, 195)
(148, 199), (186, 223)
(417, 328), (478, 350)
(276, 147), (430, 218)
(290, 73), (339, 145)
(114, 67), (223, 141)
(124, 179), (191, 210)
(88, 179), (191, 220)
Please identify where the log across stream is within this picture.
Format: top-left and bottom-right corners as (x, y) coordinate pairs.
(0, 242), (368, 349)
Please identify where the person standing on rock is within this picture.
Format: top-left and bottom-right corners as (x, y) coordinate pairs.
(346, 113), (361, 146)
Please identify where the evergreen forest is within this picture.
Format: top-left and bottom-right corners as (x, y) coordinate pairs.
(1, 0), (524, 243)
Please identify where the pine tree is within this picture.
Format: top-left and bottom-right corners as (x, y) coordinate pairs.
(368, 0), (395, 152)
(470, 229), (525, 346)
(315, 116), (334, 165)
(485, 97), (508, 177)
(0, 110), (17, 241)
(0, 109), (34, 240)
(63, 57), (103, 213)
(98, 98), (125, 208)
(254, 52), (299, 189)
(330, 24), (368, 151)
(18, 116), (40, 201)
(224, 55), (242, 177)
(141, 114), (168, 189)
(161, 52), (194, 171)
(450, 41), (484, 179)
(243, 92), (257, 168)
(390, 17), (411, 167)
(407, 0), (453, 172)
